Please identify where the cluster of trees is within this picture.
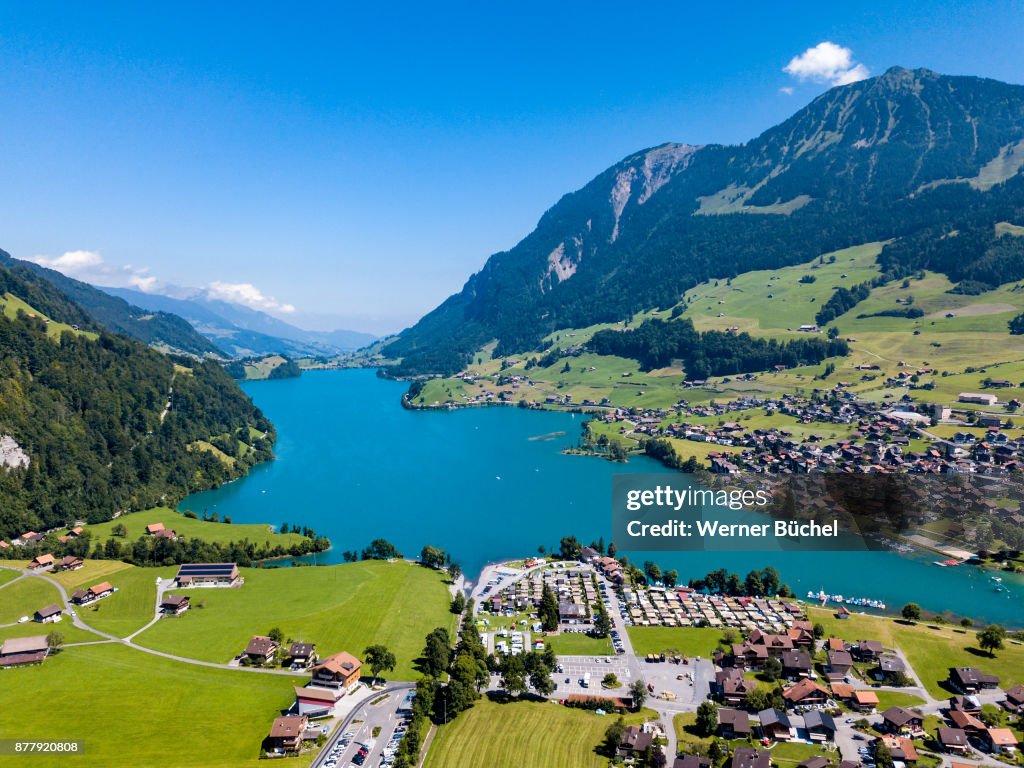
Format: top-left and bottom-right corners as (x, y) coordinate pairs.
(1010, 313), (1024, 335)
(602, 715), (665, 767)
(0, 263), (275, 540)
(688, 566), (792, 597)
(815, 281), (872, 325)
(340, 538), (403, 562)
(590, 318), (848, 378)
(644, 438), (702, 472)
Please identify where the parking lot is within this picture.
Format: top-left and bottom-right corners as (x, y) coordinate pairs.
(554, 654), (633, 697)
(315, 688), (415, 768)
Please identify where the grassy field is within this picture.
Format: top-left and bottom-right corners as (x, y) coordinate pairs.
(627, 626), (724, 658)
(81, 507), (308, 548)
(0, 642), (293, 768)
(875, 690), (927, 709)
(135, 560), (455, 679)
(70, 565), (177, 638)
(0, 575), (63, 624)
(0, 569), (21, 588)
(767, 740), (835, 768)
(423, 699), (656, 768)
(546, 632), (613, 656)
(0, 291), (99, 341)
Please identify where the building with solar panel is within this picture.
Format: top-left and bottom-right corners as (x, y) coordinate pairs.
(174, 562), (242, 587)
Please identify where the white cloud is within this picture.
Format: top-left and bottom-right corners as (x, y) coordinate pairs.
(31, 249), (104, 272)
(205, 281), (296, 313)
(779, 86), (795, 96)
(783, 42), (870, 87)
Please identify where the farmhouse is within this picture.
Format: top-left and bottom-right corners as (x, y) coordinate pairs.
(782, 678), (830, 707)
(27, 553), (55, 571)
(71, 582), (114, 605)
(1003, 684), (1024, 712)
(59, 555), (84, 571)
(146, 523), (166, 535)
(948, 667), (1000, 694)
(33, 604), (62, 623)
(160, 595), (190, 616)
(0, 635), (49, 667)
(758, 708), (793, 741)
(718, 708), (753, 738)
(959, 393), (998, 406)
(851, 690), (879, 712)
(803, 711), (837, 742)
(174, 562), (241, 588)
(311, 651), (362, 691)
(266, 714), (308, 755)
(881, 706), (924, 735)
(288, 642), (318, 668)
(937, 727), (970, 754)
(243, 636), (280, 664)
(984, 728), (1018, 754)
(616, 724), (655, 759)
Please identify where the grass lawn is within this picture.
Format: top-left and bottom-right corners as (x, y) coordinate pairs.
(767, 740), (835, 768)
(423, 698), (656, 768)
(0, 569), (21, 588)
(628, 626), (724, 658)
(0, 575), (63, 624)
(547, 632), (613, 656)
(135, 560), (455, 679)
(71, 565), (177, 638)
(0, 642), (294, 768)
(875, 690), (927, 710)
(81, 507), (308, 549)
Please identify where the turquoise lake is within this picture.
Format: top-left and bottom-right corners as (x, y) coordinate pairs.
(181, 368), (1024, 626)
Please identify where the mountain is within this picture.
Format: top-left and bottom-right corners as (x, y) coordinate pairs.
(104, 287), (377, 358)
(0, 252), (222, 357)
(387, 67), (1024, 375)
(0, 256), (275, 539)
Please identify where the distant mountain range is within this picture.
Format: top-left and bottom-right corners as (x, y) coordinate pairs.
(103, 287), (377, 359)
(387, 67), (1024, 375)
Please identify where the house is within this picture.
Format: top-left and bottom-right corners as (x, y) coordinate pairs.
(799, 758), (829, 768)
(984, 728), (1018, 754)
(311, 651), (362, 691)
(758, 709), (793, 741)
(876, 654), (906, 681)
(1002, 684), (1024, 712)
(732, 747), (772, 768)
(616, 724), (654, 758)
(949, 710), (986, 733)
(288, 642), (318, 668)
(936, 727), (970, 754)
(949, 695), (981, 714)
(244, 635), (280, 664)
(803, 710), (837, 742)
(160, 595), (190, 616)
(266, 714), (308, 755)
(826, 638), (848, 652)
(830, 683), (854, 702)
(145, 523), (166, 535)
(293, 685), (340, 718)
(718, 708), (753, 738)
(881, 706), (924, 735)
(880, 735), (918, 763)
(835, 605), (851, 619)
(959, 393), (998, 406)
(675, 756), (712, 768)
(780, 649), (811, 679)
(949, 667), (1000, 694)
(853, 640), (884, 661)
(715, 668), (757, 705)
(579, 546), (600, 563)
(851, 690), (879, 712)
(0, 635), (49, 667)
(33, 604), (62, 624)
(174, 562), (241, 588)
(827, 649), (853, 677)
(59, 555), (84, 571)
(558, 601), (586, 623)
(782, 679), (830, 707)
(71, 581), (115, 605)
(27, 553), (55, 571)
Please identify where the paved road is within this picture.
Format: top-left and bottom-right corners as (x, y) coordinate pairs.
(309, 683), (415, 768)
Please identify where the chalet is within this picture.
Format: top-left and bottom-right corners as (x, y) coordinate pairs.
(244, 635), (280, 664)
(715, 668), (757, 705)
(293, 685), (340, 718)
(17, 532), (43, 545)
(876, 654), (906, 681)
(146, 523), (166, 535)
(984, 728), (1018, 754)
(936, 727), (970, 754)
(558, 601), (586, 623)
(311, 651), (362, 691)
(616, 724), (654, 758)
(948, 667), (1000, 694)
(830, 683), (854, 702)
(33, 604), (62, 624)
(826, 638), (848, 652)
(732, 642), (770, 669)
(835, 605), (851, 619)
(578, 546), (600, 563)
(1002, 684), (1024, 712)
(59, 555), (84, 571)
(266, 714), (308, 755)
(0, 540), (8, 550)
(718, 708), (752, 738)
(881, 706), (924, 735)
(880, 735), (918, 763)
(675, 756), (713, 768)
(799, 758), (829, 768)
(0, 635), (49, 667)
(827, 649), (853, 676)
(949, 709), (986, 733)
(288, 642), (318, 668)
(780, 649), (811, 679)
(174, 562), (241, 587)
(802, 710), (837, 742)
(27, 553), (55, 571)
(851, 690), (879, 712)
(758, 708), (793, 741)
(71, 582), (114, 606)
(160, 595), (190, 616)
(782, 679), (830, 707)
(732, 748), (772, 768)
(853, 640), (884, 661)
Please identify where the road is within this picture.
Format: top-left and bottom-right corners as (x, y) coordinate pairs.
(309, 683), (415, 768)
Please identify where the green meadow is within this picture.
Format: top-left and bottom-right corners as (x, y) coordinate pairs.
(626, 626), (724, 658)
(82, 507), (308, 549)
(135, 560), (455, 680)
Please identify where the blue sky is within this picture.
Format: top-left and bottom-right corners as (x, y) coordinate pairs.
(1, 1), (1022, 334)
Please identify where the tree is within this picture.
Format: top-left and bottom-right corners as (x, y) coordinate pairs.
(644, 561), (662, 584)
(419, 545), (447, 569)
(708, 739), (729, 764)
(960, 617), (974, 628)
(111, 523), (127, 537)
(602, 672), (620, 688)
(762, 657), (782, 682)
(268, 627), (285, 645)
(901, 603), (922, 622)
(593, 602), (612, 638)
(746, 685), (770, 713)
(46, 631), (64, 651)
(603, 717), (627, 757)
(812, 622), (825, 639)
(448, 562), (462, 582)
(696, 700), (718, 737)
(500, 653), (527, 697)
(875, 742), (894, 768)
(362, 539), (402, 560)
(451, 592), (466, 614)
(363, 644), (397, 685)
(421, 628), (451, 678)
(629, 679), (648, 710)
(559, 536), (582, 560)
(539, 583), (559, 632)
(663, 569), (678, 588)
(977, 624), (1007, 657)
